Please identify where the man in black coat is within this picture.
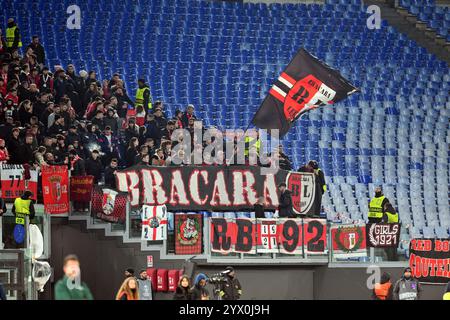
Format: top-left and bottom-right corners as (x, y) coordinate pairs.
(124, 118), (140, 142)
(277, 182), (294, 218)
(219, 267), (242, 300)
(48, 115), (65, 136)
(7, 128), (22, 164)
(153, 108), (167, 133)
(254, 196), (266, 219)
(68, 149), (86, 176)
(85, 150), (103, 183)
(26, 36), (45, 66)
(21, 134), (35, 165)
(104, 158), (118, 189)
(112, 88), (134, 118)
(0, 117), (15, 139)
(298, 160), (326, 217)
(66, 125), (81, 146)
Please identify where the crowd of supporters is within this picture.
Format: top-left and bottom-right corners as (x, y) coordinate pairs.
(0, 19), (294, 191)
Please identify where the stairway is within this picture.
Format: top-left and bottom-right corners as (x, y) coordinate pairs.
(67, 212), (162, 252)
(364, 0), (450, 65)
(66, 212), (202, 259)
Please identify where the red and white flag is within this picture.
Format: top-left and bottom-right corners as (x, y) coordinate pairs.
(256, 219), (279, 253)
(142, 205), (168, 241)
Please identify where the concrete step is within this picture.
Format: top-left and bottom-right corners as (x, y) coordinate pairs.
(364, 0), (450, 64)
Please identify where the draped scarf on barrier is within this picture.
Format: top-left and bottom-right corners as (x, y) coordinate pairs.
(115, 165), (318, 214)
(209, 218), (327, 255)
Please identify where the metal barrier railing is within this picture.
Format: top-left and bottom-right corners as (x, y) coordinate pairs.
(201, 218), (409, 265)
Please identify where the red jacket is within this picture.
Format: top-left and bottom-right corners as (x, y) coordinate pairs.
(4, 92), (19, 107)
(0, 147), (9, 163)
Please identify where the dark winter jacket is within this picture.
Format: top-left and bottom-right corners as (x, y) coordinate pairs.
(190, 273), (210, 300)
(279, 156), (292, 171)
(85, 157), (103, 183)
(316, 169), (326, 194)
(124, 125), (140, 142)
(125, 147), (139, 168)
(393, 268), (422, 300)
(104, 166), (117, 189)
(71, 157), (86, 176)
(173, 286), (191, 300)
(104, 116), (119, 133)
(7, 136), (22, 164)
(26, 43), (45, 64)
(219, 275), (242, 300)
(254, 203), (265, 219)
(21, 143), (35, 165)
(278, 189), (294, 218)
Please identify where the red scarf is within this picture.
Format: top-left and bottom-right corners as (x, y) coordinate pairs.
(71, 155), (81, 169)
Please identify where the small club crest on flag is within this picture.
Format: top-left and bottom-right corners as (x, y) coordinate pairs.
(141, 205), (168, 241)
(252, 48), (359, 137)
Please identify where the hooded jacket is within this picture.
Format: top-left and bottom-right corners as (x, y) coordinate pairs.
(278, 189), (294, 218)
(190, 273), (210, 300)
(393, 268), (421, 300)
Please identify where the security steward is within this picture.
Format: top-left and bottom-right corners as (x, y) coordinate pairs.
(368, 186), (390, 223)
(382, 202), (399, 224)
(12, 190), (35, 227)
(5, 18), (22, 52)
(383, 202), (399, 261)
(244, 129), (260, 164)
(219, 267), (242, 300)
(372, 272), (393, 300)
(135, 78), (152, 111)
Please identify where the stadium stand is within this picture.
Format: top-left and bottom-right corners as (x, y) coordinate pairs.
(399, 0), (450, 40)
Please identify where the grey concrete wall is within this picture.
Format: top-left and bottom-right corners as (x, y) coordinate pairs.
(47, 220), (183, 300)
(45, 221), (447, 300)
